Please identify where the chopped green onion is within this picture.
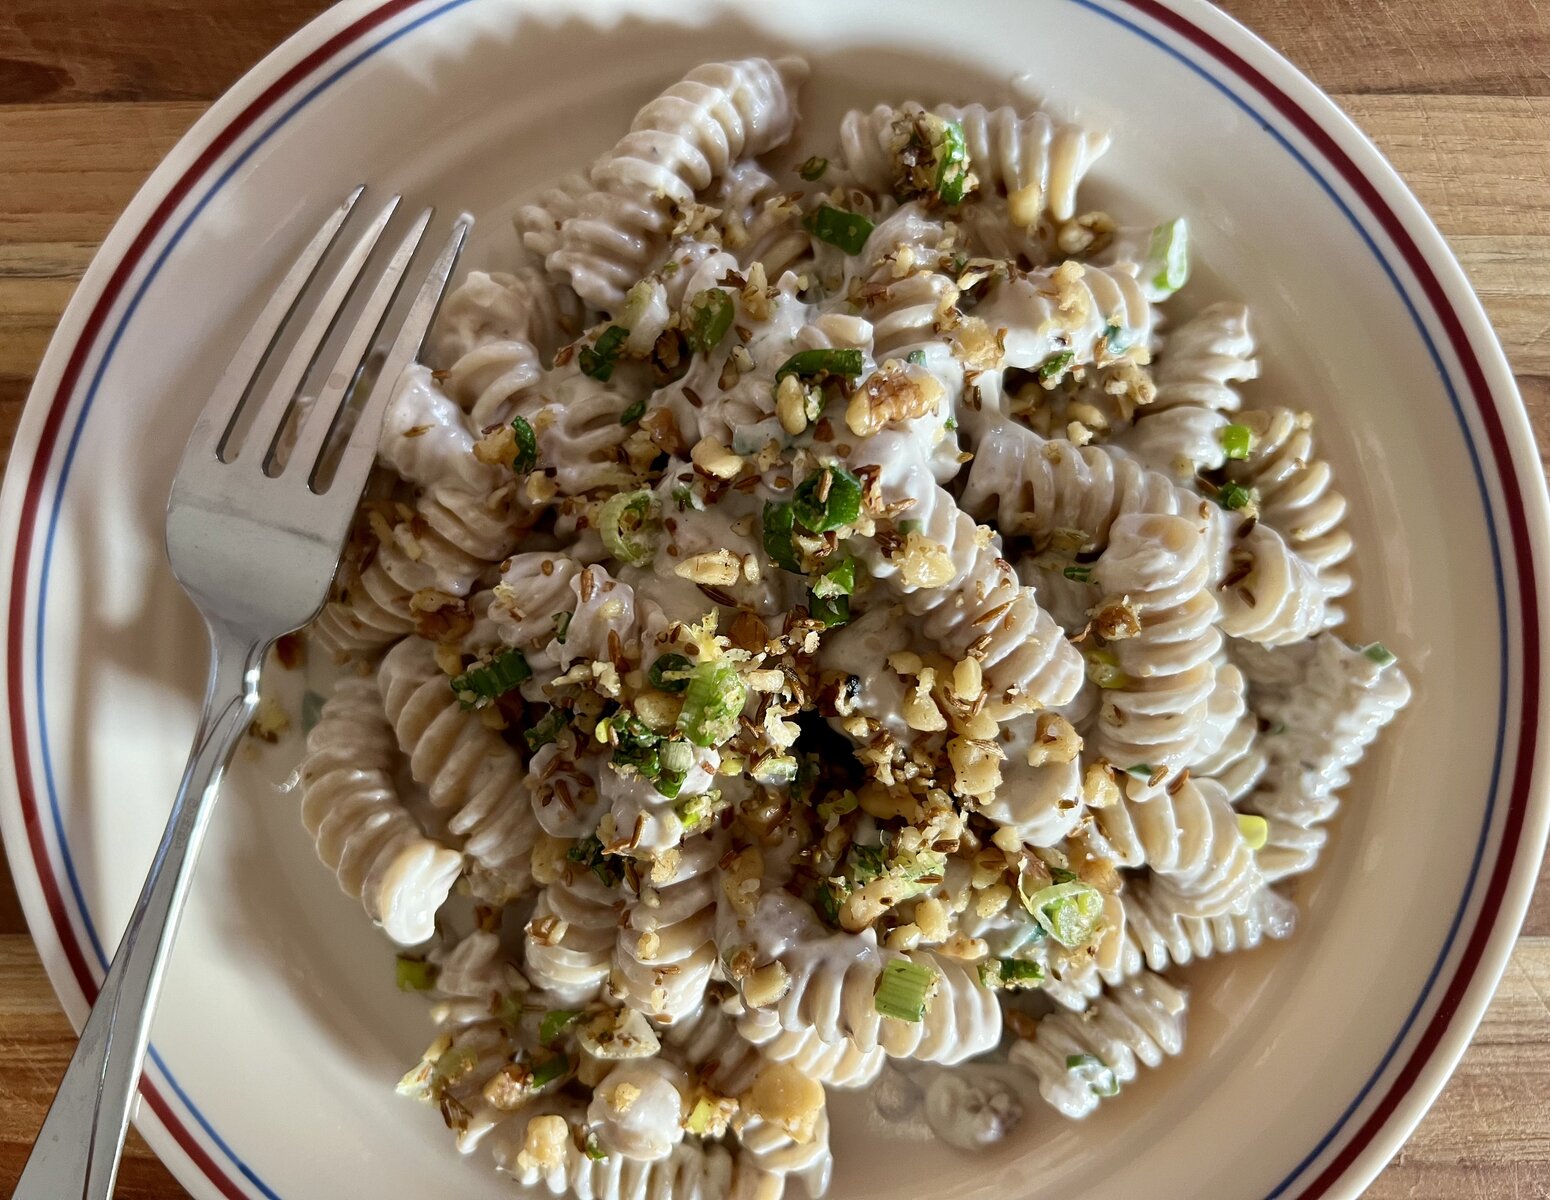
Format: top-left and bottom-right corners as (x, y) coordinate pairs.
(659, 739), (694, 774)
(1215, 482), (1257, 512)
(608, 711), (664, 780)
(684, 288), (734, 353)
(599, 489), (659, 566)
(811, 556), (857, 600)
(762, 501), (803, 573)
(649, 652), (695, 693)
(584, 1132), (608, 1161)
(676, 659), (747, 748)
(539, 1010), (582, 1044)
(492, 992), (525, 1035)
(619, 398), (647, 425)
(450, 648), (532, 709)
(1101, 322), (1130, 355)
(529, 1054), (571, 1090)
(907, 348), (928, 366)
(1362, 642), (1398, 667)
(674, 787), (727, 832)
(1123, 764), (1153, 780)
(774, 347), (866, 385)
(396, 956), (438, 992)
(1039, 350), (1076, 382)
(1144, 218), (1190, 299)
(892, 846), (947, 889)
(1237, 813), (1270, 850)
(808, 590), (849, 628)
(1218, 423), (1253, 461)
(1021, 880), (1106, 949)
(792, 465), (863, 533)
(943, 415), (957, 431)
(847, 843), (888, 884)
(816, 878), (846, 925)
(524, 706), (572, 752)
(1084, 648), (1130, 690)
(897, 518), (922, 536)
(797, 155), (829, 182)
(932, 118), (973, 205)
(816, 790), (858, 823)
(979, 957), (1045, 990)
(685, 1096), (723, 1136)
(750, 755), (799, 785)
(1049, 866), (1079, 884)
(567, 837), (622, 887)
(1067, 1053), (1120, 1098)
(805, 204), (875, 255)
(1063, 564), (1092, 583)
(874, 958), (937, 1022)
(578, 324), (629, 381)
(510, 415), (539, 473)
(552, 611), (572, 645)
(654, 766), (689, 800)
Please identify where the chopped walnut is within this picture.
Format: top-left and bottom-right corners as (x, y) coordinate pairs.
(515, 1115), (569, 1172)
(1082, 763), (1121, 809)
(948, 735), (1002, 799)
(741, 1063), (824, 1144)
(903, 669), (948, 732)
(895, 532), (958, 588)
(674, 549), (743, 586)
(845, 360), (946, 437)
(690, 436), (743, 480)
(776, 373), (811, 436)
(950, 316), (1004, 370)
(473, 422), (518, 466)
(914, 897), (950, 942)
(1092, 594), (1141, 641)
(721, 847), (764, 917)
(1055, 211), (1116, 257)
(742, 961), (792, 1008)
(1027, 713), (1082, 766)
(1051, 260), (1091, 333)
(938, 932), (989, 961)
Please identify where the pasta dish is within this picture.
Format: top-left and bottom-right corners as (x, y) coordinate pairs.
(294, 56), (1410, 1198)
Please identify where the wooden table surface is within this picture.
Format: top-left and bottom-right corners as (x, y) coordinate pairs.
(1, 1), (1547, 1196)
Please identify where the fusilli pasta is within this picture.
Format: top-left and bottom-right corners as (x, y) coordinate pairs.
(294, 62), (1411, 1195)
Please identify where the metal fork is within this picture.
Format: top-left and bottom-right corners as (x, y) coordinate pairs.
(15, 187), (470, 1200)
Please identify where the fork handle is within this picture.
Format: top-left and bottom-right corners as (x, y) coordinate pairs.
(15, 623), (268, 1200)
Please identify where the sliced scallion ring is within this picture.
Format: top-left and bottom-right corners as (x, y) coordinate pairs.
(450, 648), (532, 710)
(1066, 1053), (1120, 1098)
(792, 465), (863, 533)
(804, 205), (875, 255)
(598, 489), (660, 566)
(874, 957), (937, 1022)
(1143, 217), (1189, 299)
(578, 324), (629, 381)
(1019, 879), (1106, 948)
(676, 659), (747, 748)
(684, 288), (734, 353)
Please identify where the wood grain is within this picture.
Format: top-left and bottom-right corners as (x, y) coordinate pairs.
(0, 2), (1547, 1197)
(0, 1), (332, 104)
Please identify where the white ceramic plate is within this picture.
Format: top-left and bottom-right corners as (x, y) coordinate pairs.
(3, 1), (1547, 1198)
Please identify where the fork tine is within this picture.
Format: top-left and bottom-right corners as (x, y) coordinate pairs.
(286, 206), (435, 477)
(185, 185), (365, 460)
(237, 195), (402, 468)
(313, 214), (472, 500)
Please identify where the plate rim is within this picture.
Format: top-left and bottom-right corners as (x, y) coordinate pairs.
(1, 2), (1546, 1198)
